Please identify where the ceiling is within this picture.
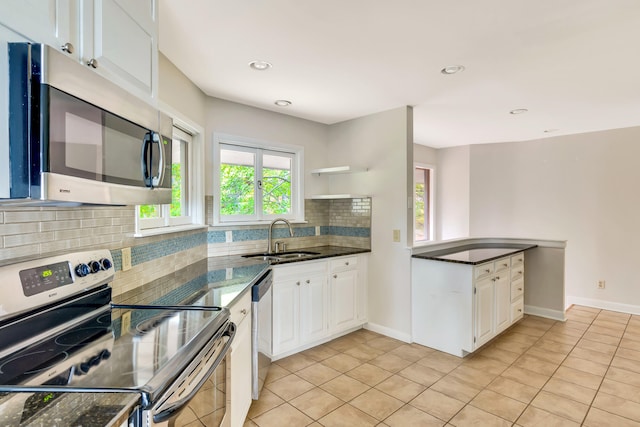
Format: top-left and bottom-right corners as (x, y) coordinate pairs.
(158, 0), (640, 148)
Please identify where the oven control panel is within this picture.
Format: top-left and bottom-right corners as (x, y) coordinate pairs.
(19, 261), (74, 297)
(0, 249), (115, 322)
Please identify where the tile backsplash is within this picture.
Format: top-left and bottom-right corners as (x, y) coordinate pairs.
(0, 196), (371, 298)
(0, 205), (208, 298)
(206, 197), (372, 256)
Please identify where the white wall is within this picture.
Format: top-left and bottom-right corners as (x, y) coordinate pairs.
(436, 145), (470, 240)
(158, 53), (208, 126)
(328, 106), (413, 341)
(414, 144), (437, 165)
(468, 126), (640, 313)
(205, 98), (330, 197)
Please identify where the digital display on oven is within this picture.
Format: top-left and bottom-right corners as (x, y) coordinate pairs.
(19, 261), (74, 296)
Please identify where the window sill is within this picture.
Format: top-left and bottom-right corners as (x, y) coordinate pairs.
(133, 224), (208, 238)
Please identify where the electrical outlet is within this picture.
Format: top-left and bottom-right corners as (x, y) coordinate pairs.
(598, 280), (606, 289)
(392, 229), (401, 242)
(121, 311), (131, 332)
(121, 247), (132, 271)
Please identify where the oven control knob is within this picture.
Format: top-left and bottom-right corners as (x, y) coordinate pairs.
(78, 362), (90, 374)
(100, 258), (113, 271)
(75, 263), (90, 277)
(100, 349), (111, 360)
(89, 260), (101, 273)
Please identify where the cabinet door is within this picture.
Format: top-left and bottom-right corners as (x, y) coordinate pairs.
(81, 0), (157, 98)
(330, 269), (358, 331)
(494, 274), (511, 334)
(299, 274), (327, 344)
(272, 279), (300, 355)
(0, 0), (76, 51)
(229, 313), (252, 427)
(474, 277), (494, 348)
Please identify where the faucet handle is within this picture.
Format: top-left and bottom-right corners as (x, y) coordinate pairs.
(274, 241), (285, 253)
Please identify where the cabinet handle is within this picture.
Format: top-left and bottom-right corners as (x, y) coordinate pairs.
(518, 287), (523, 291)
(345, 261), (349, 266)
(296, 281), (300, 286)
(503, 263), (508, 268)
(333, 274), (338, 279)
(518, 308), (522, 312)
(61, 42), (74, 54)
(240, 309), (247, 315)
(87, 58), (99, 68)
(485, 269), (490, 273)
(495, 276), (500, 280)
(306, 279), (311, 284)
(519, 270), (523, 274)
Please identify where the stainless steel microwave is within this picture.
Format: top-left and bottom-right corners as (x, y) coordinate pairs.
(1, 43), (171, 206)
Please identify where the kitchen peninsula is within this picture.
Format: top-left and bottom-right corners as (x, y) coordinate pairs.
(411, 238), (566, 357)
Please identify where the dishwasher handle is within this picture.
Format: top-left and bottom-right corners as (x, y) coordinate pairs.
(152, 321), (236, 423)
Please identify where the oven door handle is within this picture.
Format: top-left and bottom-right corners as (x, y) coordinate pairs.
(153, 321), (236, 424)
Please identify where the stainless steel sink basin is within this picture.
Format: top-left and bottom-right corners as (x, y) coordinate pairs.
(242, 251), (320, 262)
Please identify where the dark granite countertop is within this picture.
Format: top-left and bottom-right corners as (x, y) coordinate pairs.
(115, 246), (370, 309)
(412, 243), (536, 265)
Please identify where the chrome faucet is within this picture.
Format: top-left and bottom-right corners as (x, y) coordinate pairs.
(268, 218), (294, 254)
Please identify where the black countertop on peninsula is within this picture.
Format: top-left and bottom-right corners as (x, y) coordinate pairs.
(412, 243), (536, 265)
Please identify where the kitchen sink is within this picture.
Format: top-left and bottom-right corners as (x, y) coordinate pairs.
(242, 251), (320, 261)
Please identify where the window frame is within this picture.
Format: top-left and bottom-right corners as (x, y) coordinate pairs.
(213, 133), (304, 225)
(135, 116), (205, 236)
(413, 163), (435, 245)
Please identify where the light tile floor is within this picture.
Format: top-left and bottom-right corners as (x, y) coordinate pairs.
(244, 305), (640, 426)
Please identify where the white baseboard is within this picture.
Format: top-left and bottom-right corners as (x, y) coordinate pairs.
(364, 322), (412, 343)
(566, 296), (640, 316)
(524, 305), (566, 321)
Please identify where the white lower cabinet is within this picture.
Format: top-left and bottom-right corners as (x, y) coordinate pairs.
(228, 291), (252, 427)
(272, 262), (327, 357)
(272, 254), (367, 359)
(412, 251), (526, 357)
(474, 276), (494, 348)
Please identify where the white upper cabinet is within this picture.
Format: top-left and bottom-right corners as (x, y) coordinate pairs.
(0, 0), (76, 51)
(0, 0), (158, 103)
(80, 0), (158, 101)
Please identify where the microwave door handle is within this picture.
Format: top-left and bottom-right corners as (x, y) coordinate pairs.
(151, 133), (164, 188)
(141, 133), (153, 188)
(152, 322), (236, 423)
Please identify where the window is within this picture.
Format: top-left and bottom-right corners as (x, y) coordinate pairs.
(414, 164), (434, 242)
(138, 127), (193, 229)
(213, 134), (303, 224)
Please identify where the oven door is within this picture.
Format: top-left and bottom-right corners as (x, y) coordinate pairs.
(143, 321), (235, 427)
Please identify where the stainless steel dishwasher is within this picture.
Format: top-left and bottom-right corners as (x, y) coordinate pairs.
(251, 269), (273, 399)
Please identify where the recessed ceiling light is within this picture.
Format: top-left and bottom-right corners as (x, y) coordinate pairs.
(440, 65), (465, 75)
(249, 60), (272, 71)
(509, 108), (528, 115)
(274, 100), (291, 107)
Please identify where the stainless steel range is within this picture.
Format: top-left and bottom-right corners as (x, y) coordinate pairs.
(0, 250), (234, 427)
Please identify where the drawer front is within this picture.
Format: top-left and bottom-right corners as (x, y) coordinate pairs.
(330, 256), (358, 272)
(474, 262), (494, 280)
(494, 258), (510, 274)
(511, 279), (524, 301)
(511, 298), (524, 322)
(274, 260), (327, 280)
(511, 265), (524, 281)
(511, 252), (524, 269)
(230, 290), (251, 325)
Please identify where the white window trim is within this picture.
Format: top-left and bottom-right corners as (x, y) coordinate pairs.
(412, 162), (435, 247)
(213, 132), (305, 226)
(134, 107), (205, 237)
